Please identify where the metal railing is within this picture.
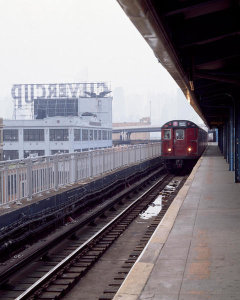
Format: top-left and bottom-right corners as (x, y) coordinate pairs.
(0, 143), (161, 207)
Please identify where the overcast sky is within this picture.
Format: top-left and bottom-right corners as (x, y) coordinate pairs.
(0, 0), (202, 126)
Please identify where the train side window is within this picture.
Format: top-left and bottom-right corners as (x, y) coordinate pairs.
(163, 129), (171, 139)
(175, 129), (184, 140)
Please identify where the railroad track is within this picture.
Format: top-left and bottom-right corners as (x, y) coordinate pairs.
(0, 161), (163, 264)
(0, 164), (164, 285)
(0, 171), (186, 300)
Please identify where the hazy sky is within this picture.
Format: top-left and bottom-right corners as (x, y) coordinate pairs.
(0, 0), (202, 125)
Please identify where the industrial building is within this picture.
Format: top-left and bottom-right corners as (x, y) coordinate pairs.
(3, 82), (112, 160)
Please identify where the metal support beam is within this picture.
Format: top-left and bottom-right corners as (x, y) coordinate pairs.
(226, 122), (229, 163)
(229, 107), (235, 171)
(218, 126), (223, 153)
(223, 124), (227, 159)
(235, 100), (240, 182)
(226, 123), (229, 162)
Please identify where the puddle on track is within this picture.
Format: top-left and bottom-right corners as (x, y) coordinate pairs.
(139, 179), (181, 220)
(140, 195), (163, 220)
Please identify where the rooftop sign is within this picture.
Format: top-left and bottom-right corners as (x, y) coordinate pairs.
(11, 82), (110, 107)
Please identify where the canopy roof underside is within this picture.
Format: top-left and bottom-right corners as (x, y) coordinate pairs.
(117, 0), (240, 127)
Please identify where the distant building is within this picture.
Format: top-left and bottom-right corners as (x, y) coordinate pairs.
(113, 117), (151, 140)
(3, 117), (112, 160)
(3, 82), (112, 160)
(0, 118), (3, 161)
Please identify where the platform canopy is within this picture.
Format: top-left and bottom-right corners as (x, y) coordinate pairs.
(117, 0), (240, 128)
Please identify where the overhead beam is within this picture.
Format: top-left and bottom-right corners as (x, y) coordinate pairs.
(174, 12), (238, 49)
(195, 53), (240, 70)
(199, 93), (235, 100)
(194, 81), (225, 92)
(164, 0), (230, 19)
(210, 121), (225, 125)
(201, 105), (232, 109)
(180, 32), (240, 48)
(196, 86), (233, 98)
(194, 72), (240, 85)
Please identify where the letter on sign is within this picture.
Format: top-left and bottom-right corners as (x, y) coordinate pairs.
(36, 84), (46, 99)
(59, 84), (67, 98)
(69, 83), (80, 98)
(48, 84), (57, 98)
(11, 84), (22, 108)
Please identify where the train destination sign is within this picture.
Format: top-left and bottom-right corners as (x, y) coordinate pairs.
(11, 83), (108, 107)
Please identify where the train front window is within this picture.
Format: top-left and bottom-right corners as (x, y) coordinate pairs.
(175, 129), (184, 140)
(163, 129), (171, 139)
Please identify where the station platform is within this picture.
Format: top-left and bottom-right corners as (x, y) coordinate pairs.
(113, 143), (240, 300)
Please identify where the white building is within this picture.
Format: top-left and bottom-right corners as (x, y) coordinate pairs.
(3, 116), (112, 160)
(0, 118), (3, 161)
(3, 82), (112, 160)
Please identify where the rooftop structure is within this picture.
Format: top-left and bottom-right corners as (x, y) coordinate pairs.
(11, 82), (112, 122)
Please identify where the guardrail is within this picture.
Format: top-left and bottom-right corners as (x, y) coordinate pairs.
(0, 143), (161, 208)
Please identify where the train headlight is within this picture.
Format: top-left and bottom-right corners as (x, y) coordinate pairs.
(187, 147), (192, 152)
(167, 148), (172, 152)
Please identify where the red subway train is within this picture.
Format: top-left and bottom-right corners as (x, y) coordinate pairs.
(161, 120), (208, 169)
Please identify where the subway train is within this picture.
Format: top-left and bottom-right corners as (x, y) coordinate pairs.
(161, 120), (208, 169)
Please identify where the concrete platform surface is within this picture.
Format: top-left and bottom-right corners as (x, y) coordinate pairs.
(113, 144), (240, 300)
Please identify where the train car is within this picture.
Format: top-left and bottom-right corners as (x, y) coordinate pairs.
(161, 120), (208, 169)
